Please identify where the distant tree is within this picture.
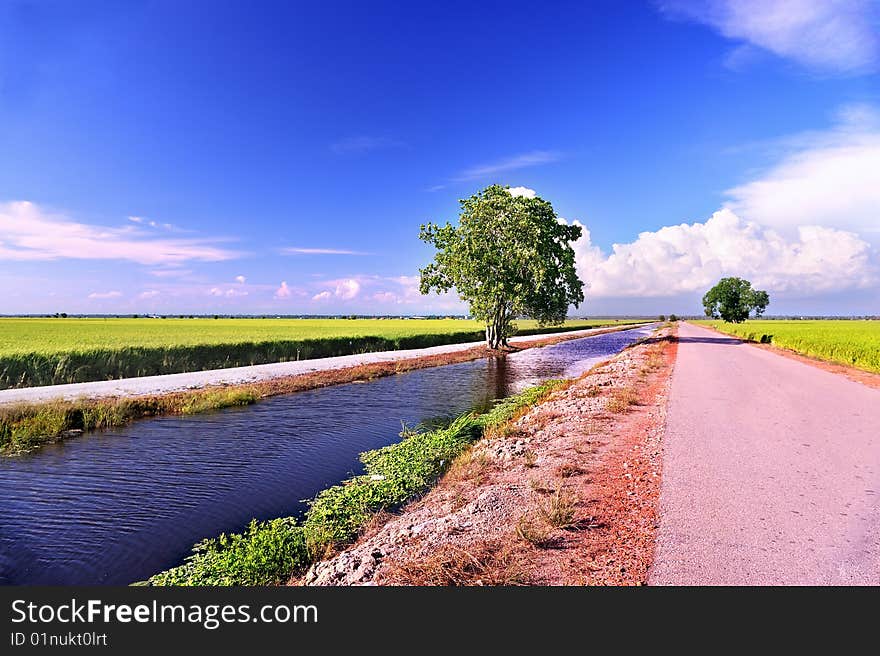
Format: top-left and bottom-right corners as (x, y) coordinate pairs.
(702, 277), (769, 323)
(669, 313), (678, 322)
(60, 312), (68, 318)
(419, 184), (585, 348)
(658, 314), (666, 322)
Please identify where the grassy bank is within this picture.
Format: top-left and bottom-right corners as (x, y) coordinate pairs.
(146, 380), (565, 586)
(697, 319), (880, 374)
(0, 388), (260, 454)
(0, 318), (643, 389)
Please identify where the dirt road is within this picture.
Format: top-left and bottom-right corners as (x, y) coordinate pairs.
(650, 322), (879, 585)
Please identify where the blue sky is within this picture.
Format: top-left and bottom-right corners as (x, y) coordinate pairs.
(1, 0), (878, 316)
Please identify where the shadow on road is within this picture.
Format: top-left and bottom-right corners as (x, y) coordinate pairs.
(675, 336), (742, 344)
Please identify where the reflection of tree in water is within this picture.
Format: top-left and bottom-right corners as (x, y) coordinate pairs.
(480, 354), (510, 412)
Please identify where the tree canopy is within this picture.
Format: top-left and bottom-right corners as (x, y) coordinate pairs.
(419, 185), (585, 348)
(702, 277), (770, 323)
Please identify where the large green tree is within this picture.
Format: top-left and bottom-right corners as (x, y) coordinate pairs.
(419, 185), (585, 348)
(702, 277), (770, 323)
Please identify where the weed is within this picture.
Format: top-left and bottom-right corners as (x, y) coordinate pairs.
(538, 485), (579, 529)
(555, 463), (584, 478)
(605, 388), (639, 413)
(381, 541), (525, 586)
(516, 514), (557, 548)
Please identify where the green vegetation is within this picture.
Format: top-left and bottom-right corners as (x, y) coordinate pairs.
(0, 389), (261, 454)
(698, 320), (880, 373)
(0, 317), (639, 389)
(419, 185), (584, 348)
(147, 380), (564, 586)
(702, 277), (769, 323)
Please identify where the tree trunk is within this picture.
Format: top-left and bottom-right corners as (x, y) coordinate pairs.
(486, 304), (507, 349)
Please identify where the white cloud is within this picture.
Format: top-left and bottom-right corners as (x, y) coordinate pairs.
(225, 288), (248, 297)
(569, 208), (875, 299)
(209, 287), (224, 297)
(128, 216), (144, 224)
(88, 290), (123, 299)
(235, 275), (246, 284)
(333, 278), (360, 300)
(659, 0), (880, 73)
(454, 151), (561, 181)
(507, 186), (537, 199)
(725, 106), (880, 235)
(275, 281), (292, 299)
(281, 247), (370, 256)
(310, 278), (363, 303)
(372, 291), (398, 303)
(138, 290), (160, 299)
(0, 201), (240, 264)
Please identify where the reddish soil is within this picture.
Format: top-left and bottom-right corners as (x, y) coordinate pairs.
(298, 326), (677, 586)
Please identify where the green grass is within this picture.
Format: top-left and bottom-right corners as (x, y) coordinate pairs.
(146, 380), (565, 586)
(0, 391), (261, 455)
(0, 317), (644, 389)
(696, 320), (880, 373)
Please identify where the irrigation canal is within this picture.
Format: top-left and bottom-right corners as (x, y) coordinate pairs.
(0, 324), (655, 585)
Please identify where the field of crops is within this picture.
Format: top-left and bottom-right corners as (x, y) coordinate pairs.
(698, 320), (880, 374)
(0, 317), (644, 389)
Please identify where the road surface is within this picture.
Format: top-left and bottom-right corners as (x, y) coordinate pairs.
(0, 325), (646, 406)
(650, 322), (879, 585)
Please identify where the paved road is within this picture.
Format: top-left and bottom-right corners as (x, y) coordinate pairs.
(0, 325), (645, 406)
(650, 322), (879, 585)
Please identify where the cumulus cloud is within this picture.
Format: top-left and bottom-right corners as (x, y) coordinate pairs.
(235, 275), (246, 284)
(725, 105), (880, 235)
(335, 279), (360, 300)
(225, 288), (248, 297)
(88, 290), (123, 299)
(275, 281), (292, 299)
(507, 186), (537, 198)
(209, 287), (224, 297)
(658, 0), (880, 73)
(312, 291), (332, 301)
(0, 201), (240, 265)
(138, 290), (160, 299)
(569, 209), (875, 299)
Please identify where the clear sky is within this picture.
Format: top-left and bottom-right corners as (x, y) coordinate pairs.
(1, 0), (878, 316)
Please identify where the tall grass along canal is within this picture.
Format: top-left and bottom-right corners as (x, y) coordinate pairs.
(0, 325), (653, 585)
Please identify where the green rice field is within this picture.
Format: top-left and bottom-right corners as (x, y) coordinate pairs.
(0, 317), (645, 389)
(697, 320), (880, 374)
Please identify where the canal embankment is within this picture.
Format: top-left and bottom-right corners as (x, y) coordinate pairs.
(0, 324), (647, 455)
(300, 324), (676, 586)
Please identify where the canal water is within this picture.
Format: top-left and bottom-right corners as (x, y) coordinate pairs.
(0, 325), (653, 585)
